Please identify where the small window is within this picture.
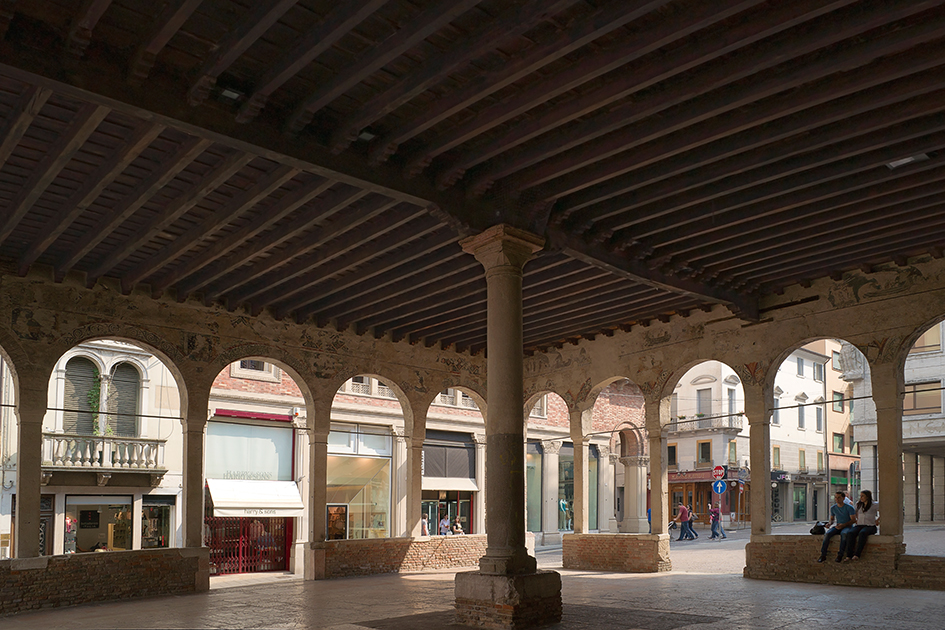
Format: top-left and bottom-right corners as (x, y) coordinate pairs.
(815, 406), (823, 432)
(240, 359), (265, 371)
(230, 360), (281, 383)
(910, 325), (942, 354)
(903, 381), (941, 416)
(817, 451), (824, 472)
(832, 351), (842, 371)
(814, 362), (824, 382)
(832, 392), (844, 413)
(696, 388), (712, 416)
(797, 405), (805, 429)
(667, 443), (677, 467)
(697, 440), (711, 464)
(773, 446), (781, 468)
(851, 441), (859, 455)
(727, 388), (736, 416)
(772, 400), (780, 425)
(833, 433), (844, 453)
(796, 357), (804, 376)
(728, 441), (737, 464)
(798, 449), (806, 470)
(670, 393), (678, 420)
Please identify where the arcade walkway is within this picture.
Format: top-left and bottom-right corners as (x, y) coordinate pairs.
(6, 527), (944, 630)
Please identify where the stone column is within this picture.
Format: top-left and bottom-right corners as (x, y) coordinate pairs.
(474, 433), (487, 535)
(871, 363), (904, 537)
(181, 386), (209, 549)
(570, 409), (591, 534)
(609, 453), (622, 530)
(597, 445), (616, 532)
(644, 398), (668, 536)
(540, 440), (561, 545)
(918, 455), (932, 522)
(934, 457), (945, 522)
(903, 452), (918, 523)
(306, 402), (330, 580)
(456, 225), (560, 628)
(14, 380), (47, 558)
(392, 427), (409, 537)
(744, 383), (771, 536)
(404, 403), (427, 538)
(619, 456), (650, 533)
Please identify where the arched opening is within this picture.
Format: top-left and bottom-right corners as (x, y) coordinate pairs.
(203, 356), (311, 576)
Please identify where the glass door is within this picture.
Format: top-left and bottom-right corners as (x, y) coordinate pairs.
(793, 485), (808, 521)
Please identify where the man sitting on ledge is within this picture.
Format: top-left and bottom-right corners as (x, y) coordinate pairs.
(817, 491), (856, 563)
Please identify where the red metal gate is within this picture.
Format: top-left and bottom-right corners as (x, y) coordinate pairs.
(205, 517), (289, 575)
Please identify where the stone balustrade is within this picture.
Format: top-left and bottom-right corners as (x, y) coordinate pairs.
(42, 433), (165, 470)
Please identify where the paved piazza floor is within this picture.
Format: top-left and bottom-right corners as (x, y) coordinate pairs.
(4, 524), (944, 629)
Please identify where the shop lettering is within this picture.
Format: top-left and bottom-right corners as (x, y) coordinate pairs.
(244, 509), (276, 515)
(223, 471), (273, 480)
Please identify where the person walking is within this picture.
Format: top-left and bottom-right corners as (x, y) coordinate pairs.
(817, 491), (856, 563)
(709, 503), (727, 540)
(420, 513), (430, 536)
(687, 504), (698, 539)
(673, 503), (691, 541)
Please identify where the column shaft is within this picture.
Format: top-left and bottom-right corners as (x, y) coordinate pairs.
(645, 398), (668, 535)
(903, 452), (918, 523)
(14, 384), (46, 558)
(934, 457), (945, 522)
(407, 437), (423, 536)
(597, 447), (616, 532)
(540, 441), (560, 545)
(570, 412), (589, 534)
(919, 455), (933, 522)
(474, 434), (487, 534)
(744, 384), (770, 536)
(871, 364), (904, 537)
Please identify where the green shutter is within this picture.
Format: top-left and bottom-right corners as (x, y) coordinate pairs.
(63, 357), (97, 434)
(107, 363), (139, 437)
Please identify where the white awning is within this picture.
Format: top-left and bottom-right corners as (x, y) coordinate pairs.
(421, 476), (479, 492)
(206, 479), (304, 517)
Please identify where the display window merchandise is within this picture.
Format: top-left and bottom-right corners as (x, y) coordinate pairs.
(326, 423), (392, 539)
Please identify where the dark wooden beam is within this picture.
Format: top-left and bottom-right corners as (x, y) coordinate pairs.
(167, 176), (337, 297)
(368, 0), (667, 164)
(129, 0), (203, 84)
(236, 0), (390, 123)
(217, 194), (399, 304)
(329, 0), (580, 153)
(87, 150), (254, 282)
(0, 0), (16, 40)
(66, 0), (113, 58)
(548, 230), (758, 320)
(284, 0), (482, 134)
(121, 164), (299, 290)
(428, 0), (784, 186)
(0, 103), (109, 244)
(278, 224), (453, 320)
(560, 81), (945, 225)
(515, 10), (945, 199)
(188, 0), (299, 105)
(19, 122), (165, 275)
(0, 84), (52, 171)
(54, 135), (211, 276)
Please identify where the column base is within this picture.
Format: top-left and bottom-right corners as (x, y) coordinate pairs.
(479, 548), (537, 575)
(304, 542), (326, 580)
(455, 570), (562, 628)
(539, 531), (561, 546)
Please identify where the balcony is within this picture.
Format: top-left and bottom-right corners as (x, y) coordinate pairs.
(669, 414), (743, 432)
(42, 433), (166, 471)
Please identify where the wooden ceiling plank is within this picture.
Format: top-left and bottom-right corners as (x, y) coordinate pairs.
(592, 110), (945, 241)
(55, 135), (211, 275)
(19, 122), (166, 275)
(0, 84), (51, 169)
(279, 224), (453, 320)
(285, 0), (482, 134)
(463, 0), (855, 194)
(87, 150), (255, 282)
(550, 231), (758, 320)
(384, 291), (485, 340)
(330, 0), (581, 153)
(189, 0), (299, 105)
(129, 0), (203, 84)
(168, 177), (338, 297)
(66, 0), (113, 58)
(428, 0), (784, 184)
(563, 84), (945, 228)
(0, 0), (16, 40)
(124, 164), (299, 291)
(516, 10), (945, 199)
(409, 312), (486, 346)
(660, 163), (945, 264)
(237, 0), (391, 123)
(369, 0), (668, 164)
(215, 194), (399, 303)
(0, 102), (109, 244)
(524, 287), (667, 331)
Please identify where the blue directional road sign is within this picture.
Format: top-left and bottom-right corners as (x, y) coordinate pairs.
(712, 480), (727, 494)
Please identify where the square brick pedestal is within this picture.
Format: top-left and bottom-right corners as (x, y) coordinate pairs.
(454, 570), (562, 628)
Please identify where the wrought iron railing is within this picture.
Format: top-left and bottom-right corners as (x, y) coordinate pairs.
(42, 433), (165, 470)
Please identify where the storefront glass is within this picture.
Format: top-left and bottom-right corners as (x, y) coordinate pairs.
(65, 496), (132, 552)
(558, 451), (574, 531)
(589, 453), (598, 530)
(142, 496), (175, 548)
(326, 455), (391, 538)
(526, 442), (542, 532)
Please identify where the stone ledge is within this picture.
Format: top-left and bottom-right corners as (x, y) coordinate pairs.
(455, 570), (562, 629)
(562, 533), (671, 573)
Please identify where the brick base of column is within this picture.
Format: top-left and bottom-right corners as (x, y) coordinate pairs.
(454, 570), (562, 628)
(562, 533), (671, 572)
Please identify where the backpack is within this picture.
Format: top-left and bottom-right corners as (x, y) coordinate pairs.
(809, 521), (827, 535)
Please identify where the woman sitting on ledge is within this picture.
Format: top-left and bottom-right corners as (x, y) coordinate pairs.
(845, 490), (879, 561)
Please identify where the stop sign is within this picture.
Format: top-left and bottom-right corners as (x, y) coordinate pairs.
(712, 465), (725, 480)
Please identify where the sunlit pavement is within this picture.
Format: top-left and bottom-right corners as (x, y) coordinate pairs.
(3, 524), (943, 630)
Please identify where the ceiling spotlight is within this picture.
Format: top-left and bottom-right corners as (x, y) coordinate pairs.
(358, 130), (376, 141)
(886, 153), (929, 169)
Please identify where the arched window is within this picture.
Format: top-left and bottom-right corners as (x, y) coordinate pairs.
(63, 357), (98, 435)
(106, 363), (140, 437)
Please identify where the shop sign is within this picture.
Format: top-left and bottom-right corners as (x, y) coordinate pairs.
(770, 471), (791, 482)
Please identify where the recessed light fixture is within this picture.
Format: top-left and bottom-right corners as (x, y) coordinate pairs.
(887, 153), (929, 169)
(358, 130), (376, 141)
(219, 88), (242, 100)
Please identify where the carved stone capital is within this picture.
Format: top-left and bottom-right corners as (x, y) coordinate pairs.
(460, 225), (544, 273)
(541, 439), (562, 454)
(620, 456), (649, 468)
(473, 433), (487, 446)
(596, 444), (612, 458)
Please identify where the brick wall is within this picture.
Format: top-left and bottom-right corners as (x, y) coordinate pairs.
(562, 533), (671, 573)
(324, 535), (489, 578)
(0, 547), (208, 616)
(530, 382), (645, 437)
(745, 535), (945, 591)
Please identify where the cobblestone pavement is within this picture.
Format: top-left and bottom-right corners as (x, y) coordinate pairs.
(3, 525), (942, 630)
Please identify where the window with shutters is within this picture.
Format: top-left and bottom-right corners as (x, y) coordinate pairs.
(106, 363), (140, 437)
(63, 357), (99, 435)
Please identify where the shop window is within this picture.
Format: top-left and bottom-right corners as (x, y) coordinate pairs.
(832, 391), (844, 412)
(142, 496), (175, 548)
(326, 455), (391, 539)
(773, 446), (781, 468)
(65, 496), (133, 552)
(558, 449), (574, 530)
(589, 449), (599, 531)
(833, 433), (844, 453)
(63, 356), (99, 435)
(910, 325), (942, 354)
(903, 381), (942, 416)
(526, 442), (542, 532)
(667, 443), (677, 468)
(230, 360), (281, 383)
(328, 423), (392, 457)
(206, 421), (294, 481)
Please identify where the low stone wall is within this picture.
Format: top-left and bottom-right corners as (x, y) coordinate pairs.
(744, 534), (945, 590)
(0, 547), (209, 617)
(562, 533), (671, 573)
(325, 534), (489, 578)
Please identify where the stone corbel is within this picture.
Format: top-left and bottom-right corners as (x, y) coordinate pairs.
(149, 472), (165, 487)
(40, 471), (53, 486)
(97, 472), (112, 487)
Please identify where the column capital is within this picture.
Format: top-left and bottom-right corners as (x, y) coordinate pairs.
(460, 224), (544, 272)
(620, 455), (649, 467)
(472, 433), (487, 445)
(541, 439), (563, 454)
(596, 443), (612, 458)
